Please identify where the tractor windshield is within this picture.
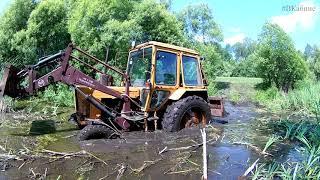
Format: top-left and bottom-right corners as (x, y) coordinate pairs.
(127, 48), (152, 87)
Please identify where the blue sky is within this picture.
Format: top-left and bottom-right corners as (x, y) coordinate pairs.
(0, 0), (11, 15)
(172, 0), (320, 50)
(0, 0), (319, 51)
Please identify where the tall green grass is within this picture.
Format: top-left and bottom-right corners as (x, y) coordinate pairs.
(255, 82), (320, 115)
(250, 119), (320, 179)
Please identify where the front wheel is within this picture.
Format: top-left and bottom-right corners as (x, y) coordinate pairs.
(77, 125), (116, 141)
(162, 96), (211, 132)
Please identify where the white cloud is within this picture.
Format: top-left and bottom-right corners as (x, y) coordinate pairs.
(224, 33), (245, 45)
(271, 0), (319, 33)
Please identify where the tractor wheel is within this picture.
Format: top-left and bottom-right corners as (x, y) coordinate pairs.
(162, 96), (211, 132)
(78, 125), (116, 141)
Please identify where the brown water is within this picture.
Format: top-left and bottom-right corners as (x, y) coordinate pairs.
(0, 101), (305, 179)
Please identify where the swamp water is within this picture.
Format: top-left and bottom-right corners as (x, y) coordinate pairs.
(0, 102), (305, 179)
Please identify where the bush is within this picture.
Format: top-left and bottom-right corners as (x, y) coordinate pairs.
(231, 53), (259, 77)
(41, 84), (74, 107)
(256, 81), (320, 115)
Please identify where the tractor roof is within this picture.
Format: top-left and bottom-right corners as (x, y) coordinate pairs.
(133, 41), (199, 55)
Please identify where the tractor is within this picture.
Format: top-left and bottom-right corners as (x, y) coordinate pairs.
(0, 41), (224, 140)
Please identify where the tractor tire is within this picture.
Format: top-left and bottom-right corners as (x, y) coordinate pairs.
(78, 125), (115, 141)
(162, 95), (211, 132)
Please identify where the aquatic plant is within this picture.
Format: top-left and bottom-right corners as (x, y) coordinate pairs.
(248, 117), (320, 179)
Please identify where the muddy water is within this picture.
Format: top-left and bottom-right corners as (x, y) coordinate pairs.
(0, 102), (302, 179)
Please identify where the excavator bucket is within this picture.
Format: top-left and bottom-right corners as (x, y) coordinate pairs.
(0, 64), (21, 98)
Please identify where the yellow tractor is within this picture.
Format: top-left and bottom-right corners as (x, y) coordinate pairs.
(0, 41), (224, 140)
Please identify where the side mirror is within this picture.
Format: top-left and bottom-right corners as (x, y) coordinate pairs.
(200, 57), (205, 61)
(203, 79), (208, 86)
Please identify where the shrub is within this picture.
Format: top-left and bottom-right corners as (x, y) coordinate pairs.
(41, 84), (74, 107)
(256, 82), (320, 115)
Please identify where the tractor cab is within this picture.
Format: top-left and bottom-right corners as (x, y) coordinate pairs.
(126, 41), (206, 112)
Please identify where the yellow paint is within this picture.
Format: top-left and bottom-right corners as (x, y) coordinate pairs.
(75, 41), (208, 119)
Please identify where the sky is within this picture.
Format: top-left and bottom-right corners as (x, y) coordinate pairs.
(172, 0), (320, 51)
(0, 0), (10, 15)
(0, 0), (319, 51)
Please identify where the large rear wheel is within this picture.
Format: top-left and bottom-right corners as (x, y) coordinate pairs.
(162, 96), (211, 132)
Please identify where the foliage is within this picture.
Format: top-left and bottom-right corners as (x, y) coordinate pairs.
(256, 23), (308, 92)
(24, 0), (71, 58)
(69, 0), (185, 69)
(0, 0), (36, 67)
(197, 43), (225, 79)
(229, 90), (241, 103)
(131, 0), (185, 45)
(255, 81), (320, 115)
(231, 38), (257, 61)
(250, 119), (320, 179)
(231, 53), (260, 77)
(254, 86), (281, 108)
(41, 84), (74, 107)
(312, 48), (320, 80)
(177, 3), (223, 45)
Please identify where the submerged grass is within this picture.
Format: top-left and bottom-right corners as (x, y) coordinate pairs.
(249, 118), (320, 179)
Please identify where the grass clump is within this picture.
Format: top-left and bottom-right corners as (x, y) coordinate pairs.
(249, 118), (320, 179)
(255, 81), (320, 115)
(229, 90), (241, 103)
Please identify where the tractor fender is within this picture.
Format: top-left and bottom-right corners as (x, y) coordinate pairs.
(169, 89), (186, 100)
(169, 88), (208, 101)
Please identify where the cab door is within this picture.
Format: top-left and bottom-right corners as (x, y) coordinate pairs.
(146, 48), (180, 111)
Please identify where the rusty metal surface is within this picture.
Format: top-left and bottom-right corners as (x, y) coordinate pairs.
(0, 65), (21, 98)
(209, 96), (225, 117)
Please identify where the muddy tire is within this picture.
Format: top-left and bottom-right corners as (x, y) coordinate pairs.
(162, 96), (211, 132)
(78, 125), (115, 141)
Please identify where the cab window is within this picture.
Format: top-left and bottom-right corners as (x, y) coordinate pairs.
(127, 48), (152, 87)
(182, 56), (202, 86)
(155, 51), (177, 86)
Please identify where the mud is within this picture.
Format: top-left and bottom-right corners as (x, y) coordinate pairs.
(0, 101), (305, 179)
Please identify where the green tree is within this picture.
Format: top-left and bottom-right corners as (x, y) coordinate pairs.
(25, 0), (70, 58)
(304, 43), (315, 60)
(178, 3), (223, 45)
(231, 38), (257, 61)
(231, 53), (260, 77)
(0, 0), (36, 66)
(68, 0), (137, 64)
(312, 48), (320, 80)
(69, 0), (185, 69)
(130, 0), (185, 45)
(256, 23), (308, 92)
(196, 43), (229, 78)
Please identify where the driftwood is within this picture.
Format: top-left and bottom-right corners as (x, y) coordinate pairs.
(159, 137), (218, 154)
